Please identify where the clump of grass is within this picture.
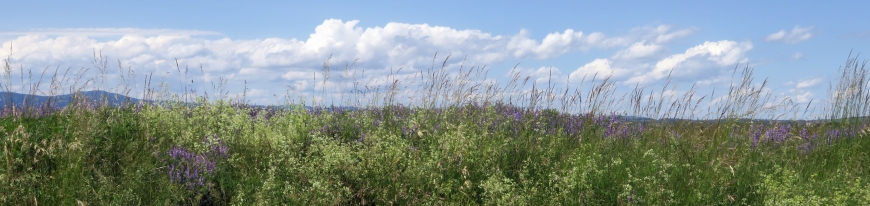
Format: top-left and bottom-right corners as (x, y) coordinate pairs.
(1, 48), (869, 205)
(826, 52), (870, 124)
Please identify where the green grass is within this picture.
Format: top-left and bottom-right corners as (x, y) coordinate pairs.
(1, 52), (869, 205)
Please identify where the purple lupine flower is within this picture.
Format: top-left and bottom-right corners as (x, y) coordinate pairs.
(798, 131), (818, 155)
(205, 134), (229, 159)
(827, 129), (840, 144)
(621, 126), (630, 139)
(764, 124), (790, 144)
(491, 121), (498, 132)
(533, 108), (540, 120)
(166, 134), (230, 192)
(248, 108), (259, 120)
(135, 103), (143, 114)
(566, 121), (574, 136)
(609, 112), (618, 126)
(750, 124), (760, 149)
(846, 127), (857, 139)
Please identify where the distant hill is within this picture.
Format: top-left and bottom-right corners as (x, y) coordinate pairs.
(0, 91), (857, 123)
(0, 90), (348, 111)
(0, 90), (150, 108)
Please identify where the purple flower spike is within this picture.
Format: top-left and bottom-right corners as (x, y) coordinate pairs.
(750, 125), (760, 149)
(165, 134), (230, 193)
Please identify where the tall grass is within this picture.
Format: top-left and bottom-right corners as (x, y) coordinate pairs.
(1, 49), (869, 205)
(827, 52), (870, 124)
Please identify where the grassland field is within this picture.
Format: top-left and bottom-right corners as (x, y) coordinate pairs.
(2, 53), (870, 205)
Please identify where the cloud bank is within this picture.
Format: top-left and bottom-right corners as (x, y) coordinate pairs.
(1, 19), (785, 109)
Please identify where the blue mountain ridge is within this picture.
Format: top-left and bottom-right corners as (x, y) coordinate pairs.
(0, 90), (341, 111)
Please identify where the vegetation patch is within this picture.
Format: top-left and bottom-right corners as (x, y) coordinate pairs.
(1, 53), (869, 205)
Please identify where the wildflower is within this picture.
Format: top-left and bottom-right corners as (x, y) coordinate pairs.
(357, 133), (365, 143)
(165, 134), (230, 192)
(750, 124), (761, 149)
(827, 129), (840, 144)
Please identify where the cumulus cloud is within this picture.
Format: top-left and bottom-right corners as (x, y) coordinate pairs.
(558, 26), (724, 86)
(623, 40), (752, 84)
(784, 77), (824, 104)
(611, 41), (666, 60)
(508, 66), (563, 83)
(795, 77), (823, 89)
(2, 20), (527, 99)
(765, 26), (814, 43)
(504, 25), (697, 60)
(568, 59), (630, 82)
(507, 29), (621, 59)
(785, 89), (814, 104)
(1, 19), (709, 105)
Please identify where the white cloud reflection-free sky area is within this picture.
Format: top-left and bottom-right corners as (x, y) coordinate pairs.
(2, 1), (869, 119)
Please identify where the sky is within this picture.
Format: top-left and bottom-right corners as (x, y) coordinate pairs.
(2, 1), (869, 119)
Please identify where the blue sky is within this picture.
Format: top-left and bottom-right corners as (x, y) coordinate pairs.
(2, 1), (869, 119)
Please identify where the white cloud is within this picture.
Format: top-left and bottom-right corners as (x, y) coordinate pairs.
(509, 66), (563, 83)
(560, 27), (695, 87)
(281, 71), (314, 81)
(795, 77), (823, 89)
(632, 25), (698, 44)
(503, 24), (697, 60)
(506, 29), (625, 59)
(1, 19), (709, 106)
(795, 90), (814, 103)
(612, 41), (666, 60)
(783, 77), (824, 104)
(785, 88), (815, 104)
(568, 59), (630, 82)
(247, 88), (267, 97)
(695, 75), (729, 86)
(791, 52), (804, 60)
(625, 40), (752, 84)
(765, 26), (814, 44)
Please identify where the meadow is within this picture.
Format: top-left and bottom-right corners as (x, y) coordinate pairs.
(1, 52), (869, 205)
